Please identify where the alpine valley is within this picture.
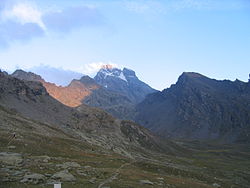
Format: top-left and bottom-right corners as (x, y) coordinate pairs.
(0, 66), (250, 188)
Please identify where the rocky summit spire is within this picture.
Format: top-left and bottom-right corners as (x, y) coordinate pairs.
(94, 66), (157, 103)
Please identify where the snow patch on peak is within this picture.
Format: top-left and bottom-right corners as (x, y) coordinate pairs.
(98, 67), (128, 82)
(102, 71), (112, 79)
(118, 72), (127, 82)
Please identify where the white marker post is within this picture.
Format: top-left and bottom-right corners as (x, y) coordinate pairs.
(54, 184), (61, 188)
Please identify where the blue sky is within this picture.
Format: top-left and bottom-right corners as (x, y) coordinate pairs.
(0, 0), (249, 90)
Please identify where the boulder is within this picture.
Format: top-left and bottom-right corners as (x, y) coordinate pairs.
(139, 179), (154, 185)
(20, 173), (45, 184)
(52, 170), (76, 182)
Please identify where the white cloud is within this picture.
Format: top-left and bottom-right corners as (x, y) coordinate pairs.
(84, 62), (119, 75)
(70, 62), (119, 76)
(2, 2), (46, 30)
(0, 1), (104, 48)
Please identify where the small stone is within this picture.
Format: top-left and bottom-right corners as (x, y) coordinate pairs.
(140, 179), (154, 185)
(12, 170), (24, 176)
(8, 146), (16, 149)
(84, 165), (92, 169)
(56, 162), (81, 169)
(47, 179), (61, 185)
(76, 169), (87, 176)
(89, 177), (96, 184)
(212, 183), (221, 187)
(157, 177), (164, 180)
(33, 156), (51, 163)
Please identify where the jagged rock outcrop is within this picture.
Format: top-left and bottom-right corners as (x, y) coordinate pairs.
(12, 69), (44, 82)
(94, 65), (157, 103)
(136, 72), (250, 143)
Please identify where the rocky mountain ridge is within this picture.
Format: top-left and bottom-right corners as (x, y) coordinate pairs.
(2, 70), (175, 155)
(11, 68), (144, 120)
(135, 72), (250, 143)
(1, 70), (250, 188)
(10, 69), (250, 143)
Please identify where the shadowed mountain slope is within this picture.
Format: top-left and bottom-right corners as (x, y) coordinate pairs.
(136, 72), (250, 143)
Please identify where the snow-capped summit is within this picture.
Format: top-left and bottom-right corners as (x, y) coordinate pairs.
(94, 65), (157, 103)
(98, 66), (128, 82)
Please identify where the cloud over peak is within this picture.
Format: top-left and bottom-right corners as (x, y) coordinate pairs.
(70, 62), (119, 76)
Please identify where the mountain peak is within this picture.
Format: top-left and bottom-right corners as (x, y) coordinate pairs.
(0, 69), (8, 76)
(94, 66), (157, 103)
(136, 72), (250, 143)
(12, 69), (44, 82)
(78, 75), (100, 88)
(181, 72), (205, 78)
(123, 68), (136, 77)
(177, 72), (208, 85)
(97, 66), (127, 82)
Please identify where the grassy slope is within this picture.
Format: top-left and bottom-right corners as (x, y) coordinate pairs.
(0, 106), (249, 188)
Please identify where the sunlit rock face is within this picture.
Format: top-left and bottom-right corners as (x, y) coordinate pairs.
(12, 70), (100, 107)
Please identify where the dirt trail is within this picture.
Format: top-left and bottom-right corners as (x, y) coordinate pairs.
(97, 162), (131, 188)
